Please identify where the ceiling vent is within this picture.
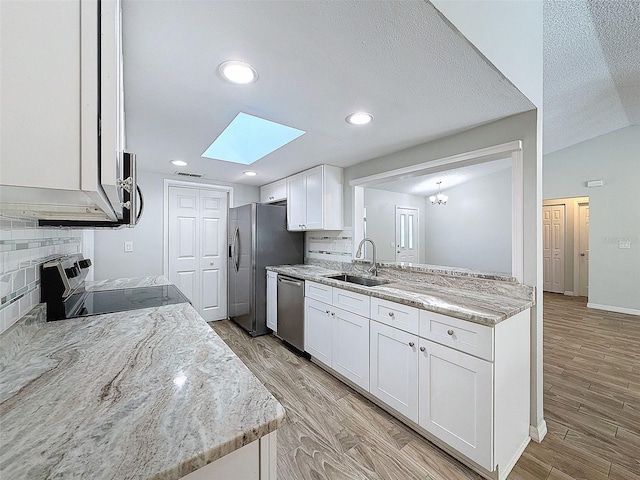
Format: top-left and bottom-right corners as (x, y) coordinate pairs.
(175, 171), (203, 178)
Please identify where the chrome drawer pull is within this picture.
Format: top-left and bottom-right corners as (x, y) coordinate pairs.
(447, 329), (454, 336)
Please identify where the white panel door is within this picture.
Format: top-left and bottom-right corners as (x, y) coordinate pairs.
(418, 338), (493, 470)
(200, 190), (228, 321)
(169, 187), (200, 310)
(332, 307), (369, 391)
(370, 320), (418, 422)
(542, 205), (565, 293)
(578, 203), (590, 297)
(304, 166), (324, 230)
(169, 186), (228, 321)
(396, 207), (419, 263)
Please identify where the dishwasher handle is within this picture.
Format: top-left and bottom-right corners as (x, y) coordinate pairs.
(278, 277), (303, 287)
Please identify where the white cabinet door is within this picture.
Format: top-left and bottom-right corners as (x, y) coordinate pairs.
(260, 179), (286, 204)
(370, 320), (418, 422)
(304, 298), (332, 366)
(266, 271), (277, 332)
(418, 338), (494, 470)
(303, 166), (323, 230)
(287, 173), (305, 231)
(332, 307), (369, 391)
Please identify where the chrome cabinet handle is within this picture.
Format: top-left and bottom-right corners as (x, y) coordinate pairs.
(388, 312), (395, 317)
(409, 342), (415, 347)
(420, 346), (426, 352)
(325, 310), (331, 314)
(447, 329), (454, 336)
(331, 312), (335, 317)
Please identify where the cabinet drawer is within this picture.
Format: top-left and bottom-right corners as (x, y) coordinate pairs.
(333, 287), (370, 317)
(370, 297), (419, 335)
(305, 281), (333, 304)
(419, 310), (493, 361)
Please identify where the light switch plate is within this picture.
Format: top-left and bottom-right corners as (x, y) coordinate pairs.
(124, 241), (133, 252)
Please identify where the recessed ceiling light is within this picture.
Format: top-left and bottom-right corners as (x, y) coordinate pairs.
(218, 60), (258, 85)
(346, 112), (373, 125)
(170, 160), (188, 167)
(244, 171), (257, 176)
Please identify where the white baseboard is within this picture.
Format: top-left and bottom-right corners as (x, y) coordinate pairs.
(529, 420), (547, 443)
(587, 303), (640, 316)
(563, 291), (576, 296)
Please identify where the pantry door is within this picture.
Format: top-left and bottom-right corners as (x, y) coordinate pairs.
(168, 186), (228, 321)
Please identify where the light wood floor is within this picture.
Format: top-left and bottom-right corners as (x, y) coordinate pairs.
(209, 293), (639, 480)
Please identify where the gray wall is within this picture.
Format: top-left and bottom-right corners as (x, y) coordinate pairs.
(543, 125), (640, 312)
(363, 188), (426, 263)
(424, 168), (512, 273)
(93, 171), (259, 280)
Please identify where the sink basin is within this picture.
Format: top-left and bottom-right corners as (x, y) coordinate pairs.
(327, 274), (390, 287)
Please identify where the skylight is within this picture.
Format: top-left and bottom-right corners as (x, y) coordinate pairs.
(201, 112), (305, 165)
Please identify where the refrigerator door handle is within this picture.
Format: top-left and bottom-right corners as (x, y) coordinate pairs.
(233, 226), (240, 273)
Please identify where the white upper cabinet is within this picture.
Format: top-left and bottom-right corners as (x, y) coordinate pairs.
(260, 179), (287, 204)
(286, 165), (343, 231)
(0, 0), (125, 221)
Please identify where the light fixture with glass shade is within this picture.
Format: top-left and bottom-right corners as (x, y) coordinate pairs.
(429, 181), (448, 205)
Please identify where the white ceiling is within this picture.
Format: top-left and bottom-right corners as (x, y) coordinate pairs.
(543, 0), (640, 155)
(367, 157), (512, 196)
(122, 0), (533, 186)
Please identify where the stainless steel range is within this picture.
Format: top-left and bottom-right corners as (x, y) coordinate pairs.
(41, 254), (189, 321)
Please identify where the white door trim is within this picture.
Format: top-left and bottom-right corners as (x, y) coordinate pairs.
(163, 179), (233, 280)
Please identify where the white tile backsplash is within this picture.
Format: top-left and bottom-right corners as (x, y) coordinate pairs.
(0, 215), (81, 334)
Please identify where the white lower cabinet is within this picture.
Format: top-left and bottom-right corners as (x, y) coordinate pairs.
(369, 320), (419, 422)
(299, 278), (530, 480)
(266, 271), (277, 332)
(304, 298), (333, 366)
(332, 307), (369, 390)
(418, 338), (493, 469)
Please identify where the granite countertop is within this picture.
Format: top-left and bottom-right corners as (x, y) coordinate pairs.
(267, 264), (533, 325)
(84, 275), (171, 292)
(0, 283), (284, 479)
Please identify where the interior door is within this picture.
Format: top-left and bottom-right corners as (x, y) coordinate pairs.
(543, 205), (565, 293)
(578, 203), (590, 297)
(396, 207), (419, 263)
(168, 186), (228, 321)
(199, 190), (228, 321)
(169, 187), (200, 311)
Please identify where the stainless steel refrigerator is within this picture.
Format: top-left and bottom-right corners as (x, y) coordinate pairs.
(228, 203), (304, 336)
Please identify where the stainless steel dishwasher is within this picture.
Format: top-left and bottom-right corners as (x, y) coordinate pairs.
(277, 275), (305, 351)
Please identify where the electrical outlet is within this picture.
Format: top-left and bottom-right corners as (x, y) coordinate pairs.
(619, 240), (631, 249)
(124, 241), (134, 252)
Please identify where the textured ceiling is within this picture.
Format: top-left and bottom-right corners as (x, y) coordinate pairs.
(122, 0), (533, 185)
(543, 0), (640, 154)
(367, 157), (512, 196)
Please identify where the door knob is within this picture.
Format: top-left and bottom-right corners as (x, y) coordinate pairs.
(580, 253), (586, 257)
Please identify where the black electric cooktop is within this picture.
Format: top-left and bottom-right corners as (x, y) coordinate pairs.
(66, 285), (190, 319)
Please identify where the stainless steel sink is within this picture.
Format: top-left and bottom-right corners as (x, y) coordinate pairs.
(327, 274), (390, 287)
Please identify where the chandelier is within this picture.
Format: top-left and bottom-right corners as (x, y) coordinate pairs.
(429, 181), (448, 205)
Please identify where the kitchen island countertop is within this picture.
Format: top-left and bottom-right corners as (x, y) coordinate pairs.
(0, 282), (284, 479)
(267, 264), (534, 325)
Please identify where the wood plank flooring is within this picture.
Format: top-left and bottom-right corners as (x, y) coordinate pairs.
(209, 293), (639, 479)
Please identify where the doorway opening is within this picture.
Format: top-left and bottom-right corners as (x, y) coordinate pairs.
(542, 197), (589, 297)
